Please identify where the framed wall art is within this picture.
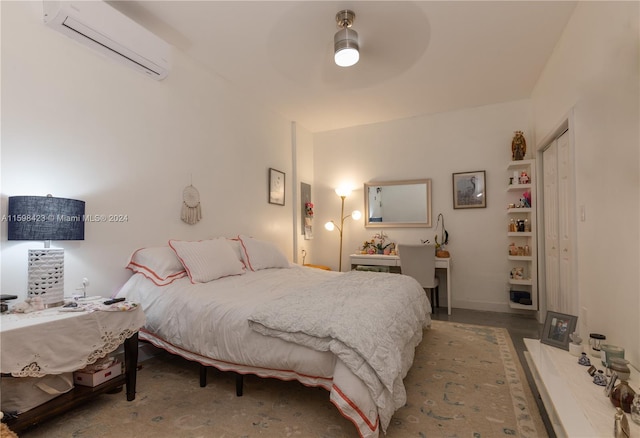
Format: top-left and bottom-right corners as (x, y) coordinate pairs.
(269, 168), (285, 206)
(301, 182), (313, 239)
(541, 311), (578, 350)
(452, 170), (486, 209)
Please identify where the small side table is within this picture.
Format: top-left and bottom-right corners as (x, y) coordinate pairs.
(1, 305), (145, 433)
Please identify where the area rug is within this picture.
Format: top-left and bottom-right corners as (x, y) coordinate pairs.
(18, 321), (547, 438)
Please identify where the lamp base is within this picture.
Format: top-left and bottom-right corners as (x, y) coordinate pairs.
(28, 249), (64, 307)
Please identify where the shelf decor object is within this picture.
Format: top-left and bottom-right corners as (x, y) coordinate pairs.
(181, 184), (202, 225)
(511, 131), (527, 160)
(7, 195), (85, 307)
(541, 310), (578, 350)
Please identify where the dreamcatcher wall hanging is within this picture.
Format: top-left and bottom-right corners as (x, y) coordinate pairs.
(181, 184), (202, 225)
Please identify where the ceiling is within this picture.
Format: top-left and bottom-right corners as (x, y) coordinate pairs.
(110, 1), (577, 133)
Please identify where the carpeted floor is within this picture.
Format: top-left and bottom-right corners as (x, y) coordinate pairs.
(18, 321), (547, 437)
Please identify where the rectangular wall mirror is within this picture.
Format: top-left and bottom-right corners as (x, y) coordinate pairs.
(364, 179), (432, 228)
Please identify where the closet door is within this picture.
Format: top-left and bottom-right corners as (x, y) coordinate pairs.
(543, 130), (576, 315)
(556, 131), (575, 313)
(543, 140), (560, 311)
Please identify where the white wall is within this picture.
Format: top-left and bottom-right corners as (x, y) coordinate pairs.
(1, 2), (295, 298)
(531, 2), (640, 367)
(312, 100), (534, 312)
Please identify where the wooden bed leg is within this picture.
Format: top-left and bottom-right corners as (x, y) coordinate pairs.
(235, 373), (243, 397)
(200, 364), (207, 387)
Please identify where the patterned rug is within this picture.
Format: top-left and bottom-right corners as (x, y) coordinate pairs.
(19, 321), (547, 438)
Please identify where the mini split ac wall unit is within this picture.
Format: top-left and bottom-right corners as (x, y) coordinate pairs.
(43, 0), (170, 80)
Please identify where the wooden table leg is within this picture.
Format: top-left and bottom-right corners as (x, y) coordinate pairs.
(124, 332), (138, 401)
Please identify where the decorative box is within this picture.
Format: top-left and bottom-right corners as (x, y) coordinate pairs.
(509, 290), (531, 304)
(73, 361), (122, 387)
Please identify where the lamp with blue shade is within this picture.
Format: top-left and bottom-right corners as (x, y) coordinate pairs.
(8, 195), (85, 307)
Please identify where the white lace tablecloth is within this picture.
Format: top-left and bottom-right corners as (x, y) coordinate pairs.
(0, 306), (145, 377)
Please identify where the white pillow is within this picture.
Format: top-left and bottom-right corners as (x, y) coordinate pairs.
(226, 237), (247, 268)
(126, 246), (187, 286)
(238, 235), (290, 271)
(169, 238), (245, 283)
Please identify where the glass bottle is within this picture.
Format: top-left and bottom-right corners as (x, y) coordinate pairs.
(631, 390), (640, 424)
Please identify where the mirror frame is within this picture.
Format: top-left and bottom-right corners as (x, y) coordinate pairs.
(364, 179), (432, 228)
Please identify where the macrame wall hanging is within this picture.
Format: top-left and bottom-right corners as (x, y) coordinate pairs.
(181, 184), (202, 225)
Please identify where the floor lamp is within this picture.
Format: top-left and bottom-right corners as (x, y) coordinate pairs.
(324, 188), (361, 272)
(7, 195), (85, 307)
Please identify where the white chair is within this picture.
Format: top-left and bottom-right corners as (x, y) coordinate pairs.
(397, 243), (440, 309)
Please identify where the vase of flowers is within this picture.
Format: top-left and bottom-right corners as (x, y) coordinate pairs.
(372, 231), (392, 254)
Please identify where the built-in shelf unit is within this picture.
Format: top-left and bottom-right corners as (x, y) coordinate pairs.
(507, 159), (537, 310)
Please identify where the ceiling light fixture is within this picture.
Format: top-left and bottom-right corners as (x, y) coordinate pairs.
(334, 10), (359, 67)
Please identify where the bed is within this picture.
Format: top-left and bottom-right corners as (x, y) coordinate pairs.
(115, 236), (431, 438)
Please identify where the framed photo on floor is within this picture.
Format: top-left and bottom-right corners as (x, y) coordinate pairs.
(269, 168), (285, 206)
(452, 170), (486, 209)
(541, 311), (577, 350)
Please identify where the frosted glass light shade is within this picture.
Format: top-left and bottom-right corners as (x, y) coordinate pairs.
(335, 47), (359, 67)
(335, 187), (352, 197)
(334, 27), (359, 67)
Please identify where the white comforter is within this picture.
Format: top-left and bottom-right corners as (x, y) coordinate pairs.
(116, 265), (431, 437)
(249, 271), (430, 432)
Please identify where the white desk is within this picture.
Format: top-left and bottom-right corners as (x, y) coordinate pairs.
(349, 254), (452, 315)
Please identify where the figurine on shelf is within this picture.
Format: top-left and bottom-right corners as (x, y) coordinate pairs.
(511, 131), (527, 160)
(570, 332), (582, 344)
(12, 296), (44, 313)
(569, 332), (584, 356)
(614, 407), (630, 438)
(631, 391), (640, 424)
(519, 171), (530, 184)
(593, 369), (607, 386)
(522, 190), (532, 208)
(578, 352), (591, 366)
(510, 267), (524, 280)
